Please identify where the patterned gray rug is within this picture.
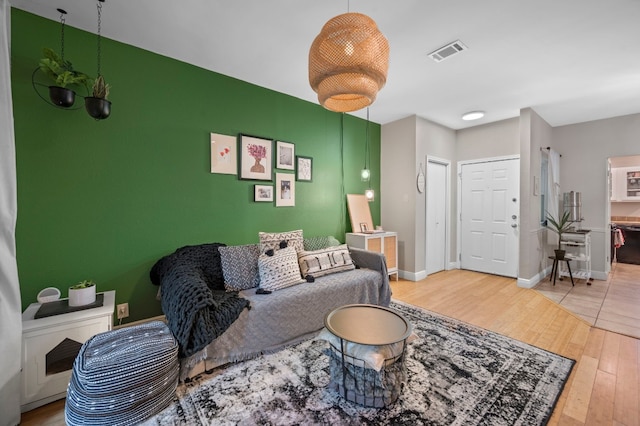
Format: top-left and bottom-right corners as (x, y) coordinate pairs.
(144, 300), (574, 425)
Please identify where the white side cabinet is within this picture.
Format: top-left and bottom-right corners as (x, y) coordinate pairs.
(21, 290), (115, 412)
(346, 231), (398, 280)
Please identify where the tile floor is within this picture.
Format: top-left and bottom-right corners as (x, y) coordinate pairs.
(534, 261), (640, 339)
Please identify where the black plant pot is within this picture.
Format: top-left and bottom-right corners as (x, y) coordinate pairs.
(49, 86), (76, 108)
(85, 97), (111, 120)
(554, 249), (566, 260)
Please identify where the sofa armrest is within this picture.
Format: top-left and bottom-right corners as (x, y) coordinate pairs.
(348, 247), (392, 305)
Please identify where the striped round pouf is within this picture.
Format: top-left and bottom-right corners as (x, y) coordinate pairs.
(65, 321), (179, 426)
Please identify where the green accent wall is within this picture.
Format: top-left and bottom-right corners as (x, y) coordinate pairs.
(10, 9), (381, 323)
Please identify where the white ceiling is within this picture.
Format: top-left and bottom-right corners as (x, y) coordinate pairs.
(10, 0), (640, 129)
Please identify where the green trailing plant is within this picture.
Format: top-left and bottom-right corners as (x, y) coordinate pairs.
(39, 47), (89, 88)
(70, 279), (96, 290)
(546, 210), (572, 251)
(91, 75), (110, 99)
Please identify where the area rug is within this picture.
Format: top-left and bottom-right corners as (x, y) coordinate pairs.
(143, 300), (575, 426)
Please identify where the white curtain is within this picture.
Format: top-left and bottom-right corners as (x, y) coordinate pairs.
(547, 148), (561, 246)
(0, 0), (22, 424)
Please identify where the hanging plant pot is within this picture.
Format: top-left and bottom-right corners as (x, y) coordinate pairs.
(85, 97), (111, 120)
(48, 86), (76, 108)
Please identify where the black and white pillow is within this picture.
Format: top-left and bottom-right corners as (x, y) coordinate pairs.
(218, 244), (260, 291)
(259, 229), (304, 254)
(297, 244), (355, 278)
(258, 246), (305, 291)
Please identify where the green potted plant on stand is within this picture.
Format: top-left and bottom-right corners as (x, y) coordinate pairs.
(38, 47), (89, 107)
(68, 279), (96, 307)
(546, 210), (572, 260)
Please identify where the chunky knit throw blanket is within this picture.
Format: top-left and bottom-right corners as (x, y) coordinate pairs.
(150, 243), (250, 358)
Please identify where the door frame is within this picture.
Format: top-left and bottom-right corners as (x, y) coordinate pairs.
(456, 155), (520, 271)
(426, 156), (451, 276)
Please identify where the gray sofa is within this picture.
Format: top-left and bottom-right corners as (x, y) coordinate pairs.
(151, 244), (391, 382)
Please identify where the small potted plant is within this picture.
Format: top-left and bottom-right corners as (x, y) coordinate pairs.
(546, 210), (572, 260)
(68, 279), (96, 307)
(38, 47), (89, 107)
(85, 74), (111, 120)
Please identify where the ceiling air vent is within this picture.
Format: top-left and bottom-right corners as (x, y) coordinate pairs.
(428, 40), (467, 62)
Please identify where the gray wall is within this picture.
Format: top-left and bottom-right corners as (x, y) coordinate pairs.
(553, 112), (640, 277)
(382, 115), (518, 279)
(381, 115), (417, 274)
(382, 111), (640, 283)
(457, 118), (519, 162)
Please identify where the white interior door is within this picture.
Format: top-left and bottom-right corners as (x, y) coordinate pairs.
(427, 160), (447, 275)
(460, 158), (519, 277)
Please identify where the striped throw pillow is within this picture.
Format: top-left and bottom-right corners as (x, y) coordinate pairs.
(297, 244), (355, 278)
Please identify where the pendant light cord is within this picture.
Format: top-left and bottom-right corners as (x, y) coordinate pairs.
(340, 113), (346, 237)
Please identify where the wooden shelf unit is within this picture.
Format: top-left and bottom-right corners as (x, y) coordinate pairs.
(346, 231), (398, 280)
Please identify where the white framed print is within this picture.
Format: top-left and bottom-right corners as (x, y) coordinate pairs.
(275, 173), (295, 207)
(276, 141), (295, 170)
(254, 185), (273, 202)
(210, 133), (237, 175)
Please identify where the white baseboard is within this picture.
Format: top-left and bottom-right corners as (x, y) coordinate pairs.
(448, 261), (459, 270)
(398, 270), (427, 281)
(517, 265), (552, 289)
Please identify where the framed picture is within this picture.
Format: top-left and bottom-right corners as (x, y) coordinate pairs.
(239, 134), (273, 181)
(360, 222), (369, 233)
(296, 156), (313, 182)
(254, 185), (273, 202)
(275, 173), (295, 207)
(276, 141), (295, 170)
(210, 133), (237, 175)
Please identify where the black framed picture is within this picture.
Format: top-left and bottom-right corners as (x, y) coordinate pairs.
(239, 134), (273, 181)
(296, 156), (313, 182)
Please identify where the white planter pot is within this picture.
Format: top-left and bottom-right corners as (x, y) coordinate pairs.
(68, 285), (96, 307)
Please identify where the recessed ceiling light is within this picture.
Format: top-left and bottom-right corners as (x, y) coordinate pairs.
(462, 111), (485, 121)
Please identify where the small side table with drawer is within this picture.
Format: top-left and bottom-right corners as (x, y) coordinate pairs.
(21, 290), (115, 412)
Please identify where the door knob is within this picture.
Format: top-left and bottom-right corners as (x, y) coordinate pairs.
(512, 215), (517, 220)
(511, 224), (518, 228)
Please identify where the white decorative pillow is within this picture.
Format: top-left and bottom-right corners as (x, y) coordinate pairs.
(258, 246), (305, 291)
(317, 328), (418, 372)
(259, 229), (304, 254)
(297, 244), (355, 278)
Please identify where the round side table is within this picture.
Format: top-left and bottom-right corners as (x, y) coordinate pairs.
(324, 304), (412, 407)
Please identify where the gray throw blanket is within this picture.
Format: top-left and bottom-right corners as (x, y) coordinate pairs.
(150, 243), (250, 358)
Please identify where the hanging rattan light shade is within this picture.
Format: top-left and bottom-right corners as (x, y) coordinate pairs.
(309, 13), (389, 113)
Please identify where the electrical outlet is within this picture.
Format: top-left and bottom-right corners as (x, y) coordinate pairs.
(117, 303), (129, 319)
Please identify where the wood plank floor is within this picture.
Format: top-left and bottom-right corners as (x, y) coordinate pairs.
(20, 269), (639, 425)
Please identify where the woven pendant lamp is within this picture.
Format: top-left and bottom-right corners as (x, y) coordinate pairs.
(309, 13), (389, 113)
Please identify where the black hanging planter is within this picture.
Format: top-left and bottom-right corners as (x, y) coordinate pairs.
(85, 97), (111, 120)
(48, 86), (76, 108)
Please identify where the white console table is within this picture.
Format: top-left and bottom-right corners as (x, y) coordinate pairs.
(346, 231), (398, 280)
(21, 290), (115, 412)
